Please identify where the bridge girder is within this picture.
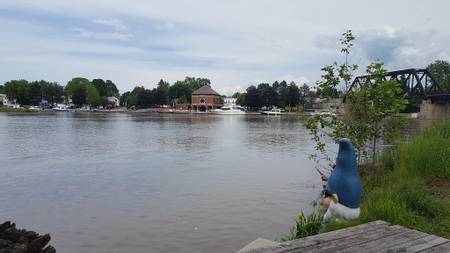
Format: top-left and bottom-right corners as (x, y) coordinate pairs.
(344, 68), (448, 103)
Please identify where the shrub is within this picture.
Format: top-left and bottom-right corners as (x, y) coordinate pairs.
(280, 210), (324, 241)
(341, 122), (449, 238)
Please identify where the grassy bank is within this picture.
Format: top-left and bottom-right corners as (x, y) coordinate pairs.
(0, 107), (33, 112)
(327, 121), (450, 238)
(284, 121), (450, 240)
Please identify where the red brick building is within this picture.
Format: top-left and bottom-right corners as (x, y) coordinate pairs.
(191, 85), (223, 112)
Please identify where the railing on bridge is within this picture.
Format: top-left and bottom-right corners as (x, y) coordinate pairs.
(344, 68), (449, 103)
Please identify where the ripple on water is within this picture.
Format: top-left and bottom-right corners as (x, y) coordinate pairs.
(0, 113), (322, 253)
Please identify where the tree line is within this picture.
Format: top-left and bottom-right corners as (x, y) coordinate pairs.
(119, 77), (316, 110)
(120, 77), (211, 108)
(233, 81), (314, 111)
(0, 80), (64, 105)
(0, 78), (119, 107)
(65, 78), (118, 107)
(2, 59), (448, 109)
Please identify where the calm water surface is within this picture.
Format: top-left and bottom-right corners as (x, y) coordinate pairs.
(0, 113), (323, 253)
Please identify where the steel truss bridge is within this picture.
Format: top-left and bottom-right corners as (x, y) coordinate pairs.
(344, 68), (450, 103)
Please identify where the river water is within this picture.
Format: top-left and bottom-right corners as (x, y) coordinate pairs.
(0, 112), (323, 253)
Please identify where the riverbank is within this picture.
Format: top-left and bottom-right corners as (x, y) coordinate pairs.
(281, 121), (450, 242)
(322, 121), (450, 238)
(0, 221), (55, 253)
(0, 107), (33, 112)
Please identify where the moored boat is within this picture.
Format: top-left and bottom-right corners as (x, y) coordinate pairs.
(53, 104), (69, 111)
(211, 105), (246, 115)
(261, 108), (282, 115)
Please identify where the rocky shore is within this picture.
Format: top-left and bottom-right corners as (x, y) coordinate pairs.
(0, 222), (55, 253)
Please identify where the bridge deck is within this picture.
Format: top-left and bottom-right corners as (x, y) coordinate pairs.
(252, 220), (450, 253)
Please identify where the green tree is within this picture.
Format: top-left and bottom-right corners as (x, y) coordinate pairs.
(86, 84), (103, 106)
(105, 80), (119, 97)
(427, 60), (450, 92)
(65, 78), (91, 96)
(4, 80), (29, 105)
(44, 81), (65, 104)
(92, 79), (107, 96)
(168, 81), (190, 103)
(168, 77), (211, 103)
(257, 83), (278, 107)
(136, 88), (155, 108)
(236, 92), (246, 105)
(120, 91), (133, 107)
(0, 85), (4, 94)
(339, 30), (357, 91)
(299, 84), (311, 108)
(92, 79), (119, 97)
(316, 30), (357, 98)
(285, 82), (300, 111)
(156, 79), (170, 105)
(28, 81), (43, 105)
(65, 77), (102, 107)
(306, 31), (408, 171)
(316, 65), (340, 98)
(343, 62), (407, 160)
(72, 88), (86, 106)
(244, 85), (261, 110)
(275, 80), (289, 107)
(27, 80), (64, 105)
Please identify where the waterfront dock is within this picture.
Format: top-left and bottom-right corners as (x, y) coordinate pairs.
(240, 220), (450, 253)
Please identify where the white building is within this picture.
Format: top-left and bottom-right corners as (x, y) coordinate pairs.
(0, 94), (20, 108)
(107, 96), (120, 107)
(224, 97), (237, 106)
(0, 94), (8, 106)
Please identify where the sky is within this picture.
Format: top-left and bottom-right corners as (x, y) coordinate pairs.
(0, 0), (449, 95)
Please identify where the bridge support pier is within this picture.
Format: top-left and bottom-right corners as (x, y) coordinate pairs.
(419, 100), (450, 120)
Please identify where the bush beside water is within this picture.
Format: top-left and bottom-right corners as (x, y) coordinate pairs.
(327, 121), (450, 238)
(285, 121), (450, 240)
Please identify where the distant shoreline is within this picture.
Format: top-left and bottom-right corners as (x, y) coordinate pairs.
(1, 107), (305, 115)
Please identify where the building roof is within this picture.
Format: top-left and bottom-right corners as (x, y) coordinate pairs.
(192, 85), (220, 96)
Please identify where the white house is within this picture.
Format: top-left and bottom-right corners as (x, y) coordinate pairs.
(224, 97), (237, 106)
(107, 96), (120, 107)
(0, 94), (20, 108)
(0, 94), (8, 106)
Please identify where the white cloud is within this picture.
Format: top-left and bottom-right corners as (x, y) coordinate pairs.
(92, 19), (128, 31)
(73, 27), (133, 41)
(1, 0), (450, 93)
(276, 75), (310, 86)
(154, 22), (175, 31)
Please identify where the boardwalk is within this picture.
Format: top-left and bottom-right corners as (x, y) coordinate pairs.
(247, 220), (450, 253)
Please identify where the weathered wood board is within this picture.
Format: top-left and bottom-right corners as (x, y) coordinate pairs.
(246, 220), (449, 253)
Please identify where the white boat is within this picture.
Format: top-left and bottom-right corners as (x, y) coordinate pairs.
(262, 108), (283, 115)
(53, 104), (69, 111)
(212, 105), (246, 115)
(77, 106), (91, 112)
(28, 106), (41, 111)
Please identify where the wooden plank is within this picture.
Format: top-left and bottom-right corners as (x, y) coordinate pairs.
(251, 221), (390, 253)
(252, 221), (449, 253)
(339, 228), (429, 253)
(299, 225), (406, 253)
(419, 242), (450, 252)
(393, 235), (449, 252)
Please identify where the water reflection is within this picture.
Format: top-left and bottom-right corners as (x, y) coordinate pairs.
(0, 113), (320, 253)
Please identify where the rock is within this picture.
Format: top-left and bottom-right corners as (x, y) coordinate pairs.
(41, 246), (56, 253)
(28, 235), (51, 253)
(0, 239), (11, 248)
(0, 221), (55, 253)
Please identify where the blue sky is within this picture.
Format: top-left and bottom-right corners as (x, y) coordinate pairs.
(1, 0), (449, 95)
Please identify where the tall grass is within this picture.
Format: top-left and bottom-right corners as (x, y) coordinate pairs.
(324, 121), (450, 238)
(280, 210), (324, 241)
